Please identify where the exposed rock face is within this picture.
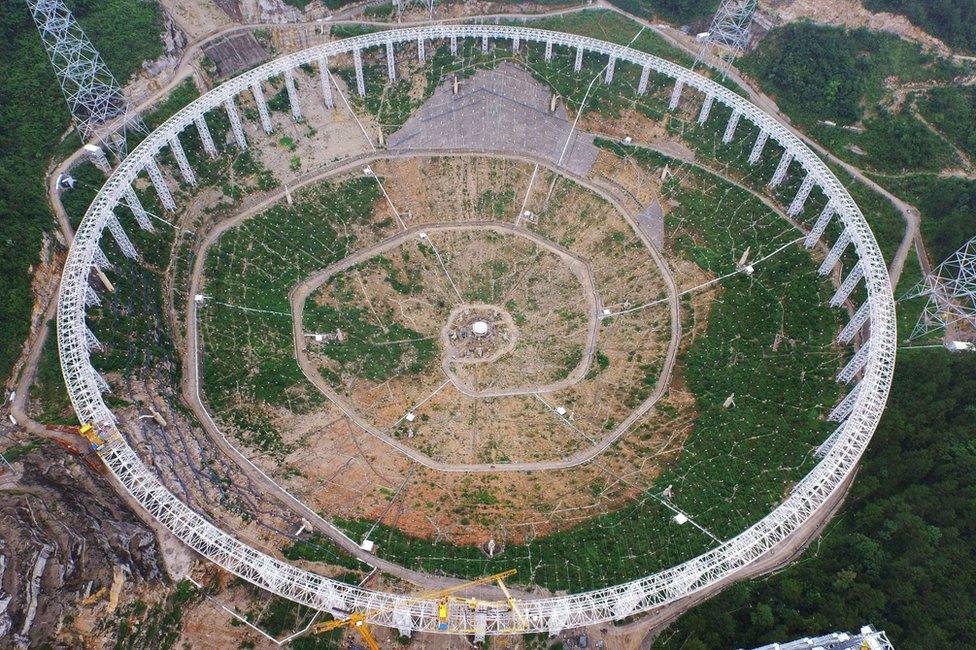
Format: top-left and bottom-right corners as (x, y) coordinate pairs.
(0, 444), (166, 648)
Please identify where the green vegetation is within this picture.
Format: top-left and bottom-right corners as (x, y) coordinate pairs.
(0, 438), (48, 464)
(917, 85), (976, 160)
(864, 0), (976, 52)
(281, 532), (371, 572)
(29, 323), (77, 424)
(0, 0), (162, 383)
(607, 0), (718, 25)
(654, 351), (976, 648)
(114, 579), (199, 650)
(740, 22), (960, 126)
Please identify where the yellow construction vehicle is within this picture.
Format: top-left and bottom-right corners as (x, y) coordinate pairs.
(310, 568), (520, 643)
(78, 423), (105, 449)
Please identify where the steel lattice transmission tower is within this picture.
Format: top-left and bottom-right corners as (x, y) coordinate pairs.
(904, 235), (976, 341)
(694, 0), (758, 79)
(26, 0), (146, 158)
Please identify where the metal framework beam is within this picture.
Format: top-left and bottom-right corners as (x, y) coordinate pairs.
(815, 420), (846, 458)
(417, 36), (426, 63)
(83, 144), (112, 173)
(804, 202), (835, 249)
(284, 68), (302, 120)
(55, 25), (897, 639)
(638, 65), (650, 95)
(169, 135), (196, 186)
(698, 94), (714, 124)
(604, 56), (616, 83)
(123, 186), (153, 231)
(92, 245), (111, 270)
(105, 213), (137, 259)
(317, 56), (334, 109)
(819, 230), (852, 276)
(353, 47), (365, 96)
(144, 158), (176, 212)
(748, 130), (768, 164)
(574, 45), (583, 71)
(722, 109), (741, 143)
(787, 173), (816, 216)
(768, 150), (793, 188)
(386, 41), (396, 79)
(828, 383), (861, 422)
(224, 97), (248, 149)
(838, 301), (870, 344)
(669, 79), (683, 110)
(830, 263), (864, 307)
(545, 40), (553, 61)
(251, 82), (273, 133)
(837, 342), (871, 383)
(194, 115), (218, 157)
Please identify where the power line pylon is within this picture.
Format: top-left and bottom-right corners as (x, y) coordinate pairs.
(26, 0), (147, 160)
(904, 236), (976, 342)
(694, 0), (758, 79)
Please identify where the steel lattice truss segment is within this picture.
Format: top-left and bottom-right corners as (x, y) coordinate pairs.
(56, 24), (897, 636)
(26, 0), (146, 157)
(695, 0), (758, 78)
(905, 235), (976, 340)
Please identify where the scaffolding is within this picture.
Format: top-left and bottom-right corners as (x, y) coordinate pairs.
(694, 0), (758, 79)
(905, 235), (976, 341)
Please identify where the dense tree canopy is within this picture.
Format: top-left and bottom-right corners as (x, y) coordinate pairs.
(654, 351), (976, 648)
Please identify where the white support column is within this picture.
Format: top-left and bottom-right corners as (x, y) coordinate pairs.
(787, 173), (817, 216)
(224, 97), (247, 149)
(815, 420), (847, 457)
(512, 35), (520, 51)
(768, 150), (793, 187)
(574, 45), (583, 71)
(317, 56), (334, 109)
(106, 213), (137, 259)
(545, 40), (553, 61)
(637, 65), (650, 95)
(604, 56), (616, 83)
(450, 35), (457, 56)
(698, 95), (714, 124)
(818, 230), (852, 275)
(828, 383), (861, 422)
(839, 301), (871, 344)
(805, 202), (835, 249)
(353, 47), (365, 96)
(94, 371), (111, 394)
(83, 143), (112, 173)
(85, 285), (101, 307)
(92, 245), (111, 270)
(830, 263), (864, 307)
(123, 186), (153, 231)
(722, 109), (741, 143)
(194, 115), (218, 157)
(284, 68), (302, 121)
(417, 37), (426, 63)
(169, 135), (196, 186)
(145, 158), (176, 212)
(385, 41), (396, 80)
(837, 342), (871, 383)
(481, 35), (489, 53)
(251, 82), (273, 133)
(748, 130), (768, 165)
(85, 325), (101, 351)
(668, 79), (684, 110)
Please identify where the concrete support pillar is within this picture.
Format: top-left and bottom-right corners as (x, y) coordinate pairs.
(545, 40), (553, 61)
(450, 35), (457, 56)
(417, 37), (425, 63)
(385, 41), (396, 80)
(284, 68), (302, 121)
(145, 158), (176, 212)
(839, 301), (871, 345)
(768, 150), (793, 187)
(85, 286), (101, 307)
(815, 421), (846, 457)
(837, 341), (871, 383)
(224, 97), (248, 149)
(574, 46), (583, 72)
(169, 135), (197, 186)
(604, 56), (616, 83)
(722, 110), (741, 143)
(106, 213), (137, 259)
(805, 202), (835, 249)
(85, 325), (101, 351)
(83, 144), (112, 173)
(123, 186), (153, 231)
(787, 173), (817, 216)
(353, 47), (365, 96)
(317, 56), (334, 109)
(637, 65), (650, 95)
(698, 94), (714, 124)
(748, 130), (768, 165)
(830, 263), (864, 307)
(481, 35), (489, 53)
(828, 383), (861, 422)
(818, 230), (852, 276)
(668, 79), (683, 110)
(251, 82), (273, 133)
(92, 245), (111, 270)
(194, 115), (218, 157)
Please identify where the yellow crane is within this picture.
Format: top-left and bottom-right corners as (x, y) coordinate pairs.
(310, 569), (519, 645)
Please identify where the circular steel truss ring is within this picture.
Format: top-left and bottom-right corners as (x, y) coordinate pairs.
(56, 25), (896, 636)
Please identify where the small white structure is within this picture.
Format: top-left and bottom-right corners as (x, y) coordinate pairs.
(555, 406), (567, 416)
(194, 294), (205, 303)
(947, 340), (975, 352)
(405, 412), (416, 422)
(472, 320), (489, 336)
(673, 513), (689, 525)
(360, 538), (375, 552)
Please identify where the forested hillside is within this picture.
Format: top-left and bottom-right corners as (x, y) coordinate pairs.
(0, 0), (163, 382)
(654, 351), (976, 648)
(865, 0), (976, 52)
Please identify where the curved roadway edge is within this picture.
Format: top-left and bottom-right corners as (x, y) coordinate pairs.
(185, 149), (678, 474)
(54, 25), (896, 637)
